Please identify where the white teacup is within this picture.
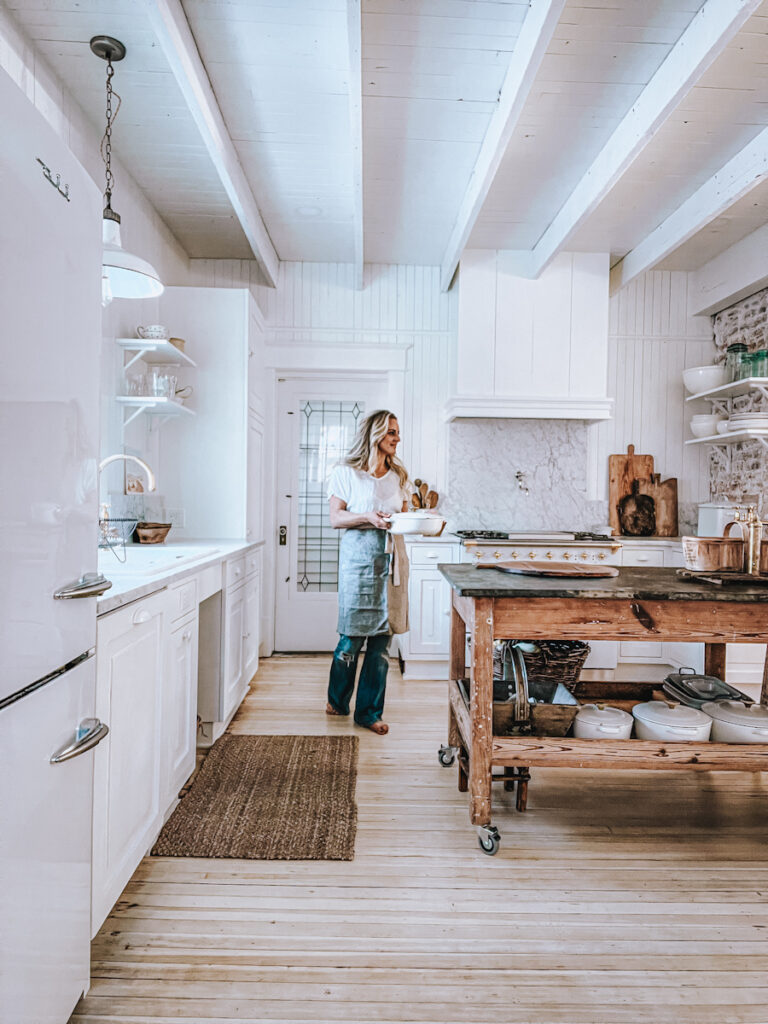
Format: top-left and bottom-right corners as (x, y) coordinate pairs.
(137, 324), (169, 340)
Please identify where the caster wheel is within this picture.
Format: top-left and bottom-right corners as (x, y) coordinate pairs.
(477, 826), (500, 856)
(438, 745), (456, 767)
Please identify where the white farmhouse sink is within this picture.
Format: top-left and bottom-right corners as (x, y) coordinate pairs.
(99, 544), (220, 578)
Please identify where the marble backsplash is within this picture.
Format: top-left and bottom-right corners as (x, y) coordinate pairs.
(443, 419), (608, 532)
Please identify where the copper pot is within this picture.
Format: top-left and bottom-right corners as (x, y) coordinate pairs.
(682, 535), (744, 571)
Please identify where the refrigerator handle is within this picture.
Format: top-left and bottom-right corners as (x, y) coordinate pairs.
(54, 572), (112, 599)
(50, 718), (109, 763)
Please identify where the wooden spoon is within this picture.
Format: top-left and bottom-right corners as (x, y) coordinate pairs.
(419, 482), (428, 502)
(426, 490), (438, 509)
(411, 492), (422, 509)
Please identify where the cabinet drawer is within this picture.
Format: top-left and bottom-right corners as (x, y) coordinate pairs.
(246, 548), (261, 578)
(621, 547), (665, 567)
(409, 543), (459, 566)
(169, 577), (198, 622)
(225, 555), (246, 589)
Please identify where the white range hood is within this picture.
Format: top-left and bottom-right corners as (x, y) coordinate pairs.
(445, 250), (614, 422)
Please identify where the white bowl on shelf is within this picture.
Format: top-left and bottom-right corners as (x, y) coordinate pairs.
(690, 416), (722, 438)
(716, 420), (731, 434)
(682, 365), (728, 394)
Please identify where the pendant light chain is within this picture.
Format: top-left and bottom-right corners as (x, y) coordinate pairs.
(100, 56), (122, 218)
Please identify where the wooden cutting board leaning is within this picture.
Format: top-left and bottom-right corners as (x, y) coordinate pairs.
(477, 561), (620, 578)
(608, 444), (654, 533)
(608, 444), (678, 536)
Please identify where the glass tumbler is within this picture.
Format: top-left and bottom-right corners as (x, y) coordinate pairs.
(726, 343), (748, 382)
(752, 349), (768, 378)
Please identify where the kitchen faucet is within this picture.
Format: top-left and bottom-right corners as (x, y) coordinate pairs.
(98, 454), (156, 547)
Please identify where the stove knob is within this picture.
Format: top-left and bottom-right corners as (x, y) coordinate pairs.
(494, 551), (502, 559)
(510, 550), (518, 559)
(474, 550), (482, 559)
(528, 552), (536, 560)
(545, 551), (553, 560)
(579, 552), (588, 560)
(562, 551), (571, 560)
(598, 552), (606, 561)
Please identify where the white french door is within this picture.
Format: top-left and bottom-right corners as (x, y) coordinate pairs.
(274, 376), (387, 651)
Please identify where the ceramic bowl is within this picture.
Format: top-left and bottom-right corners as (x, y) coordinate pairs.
(716, 420), (731, 434)
(388, 511), (446, 536)
(682, 365), (728, 394)
(690, 416), (722, 437)
(137, 324), (169, 340)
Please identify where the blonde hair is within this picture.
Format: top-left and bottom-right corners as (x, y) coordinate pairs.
(345, 409), (409, 489)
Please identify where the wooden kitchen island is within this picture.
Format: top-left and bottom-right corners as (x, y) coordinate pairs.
(438, 564), (768, 854)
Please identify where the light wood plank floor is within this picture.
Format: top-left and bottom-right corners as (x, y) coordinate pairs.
(73, 655), (768, 1024)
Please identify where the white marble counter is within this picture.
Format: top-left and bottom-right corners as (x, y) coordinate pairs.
(97, 539), (264, 616)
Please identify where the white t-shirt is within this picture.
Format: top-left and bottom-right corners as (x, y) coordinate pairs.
(327, 463), (407, 516)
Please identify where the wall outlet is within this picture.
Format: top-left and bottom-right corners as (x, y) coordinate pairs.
(166, 507), (186, 528)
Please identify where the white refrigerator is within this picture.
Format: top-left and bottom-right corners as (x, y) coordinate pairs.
(0, 66), (110, 1022)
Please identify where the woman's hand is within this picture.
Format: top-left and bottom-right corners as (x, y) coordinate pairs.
(367, 509), (391, 530)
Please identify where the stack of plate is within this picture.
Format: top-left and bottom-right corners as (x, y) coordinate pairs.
(662, 668), (752, 708)
(726, 412), (768, 432)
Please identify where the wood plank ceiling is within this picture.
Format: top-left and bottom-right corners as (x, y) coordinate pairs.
(5, 0), (768, 286)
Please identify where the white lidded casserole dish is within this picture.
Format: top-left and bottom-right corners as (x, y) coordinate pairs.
(573, 704), (633, 740)
(632, 700), (712, 741)
(387, 511), (446, 536)
(701, 701), (768, 743)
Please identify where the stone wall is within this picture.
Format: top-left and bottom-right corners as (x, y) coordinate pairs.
(710, 287), (768, 502)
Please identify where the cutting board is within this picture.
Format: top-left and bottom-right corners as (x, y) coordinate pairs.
(609, 444), (654, 533)
(477, 561), (620, 578)
(637, 473), (678, 536)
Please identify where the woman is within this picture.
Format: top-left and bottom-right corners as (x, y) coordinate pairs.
(326, 410), (410, 735)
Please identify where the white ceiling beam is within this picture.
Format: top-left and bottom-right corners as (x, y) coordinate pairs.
(689, 220), (768, 317)
(146, 0), (279, 287)
(346, 0), (364, 290)
(530, 0), (763, 280)
(439, 0), (566, 293)
(611, 126), (768, 294)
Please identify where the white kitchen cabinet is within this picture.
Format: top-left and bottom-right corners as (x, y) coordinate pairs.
(446, 250), (613, 421)
(162, 610), (199, 810)
(92, 590), (166, 934)
(221, 577), (247, 723)
(398, 540), (461, 679)
(244, 566), (261, 682)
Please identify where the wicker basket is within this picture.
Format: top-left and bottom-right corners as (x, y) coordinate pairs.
(494, 639), (590, 693)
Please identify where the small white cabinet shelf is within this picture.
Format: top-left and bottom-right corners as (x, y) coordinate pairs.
(685, 377), (768, 449)
(116, 337), (197, 370)
(116, 395), (196, 427)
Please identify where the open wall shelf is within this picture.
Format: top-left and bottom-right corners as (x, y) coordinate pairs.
(117, 337), (197, 370)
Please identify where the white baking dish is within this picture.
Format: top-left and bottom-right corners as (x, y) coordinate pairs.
(701, 701), (768, 743)
(573, 704), (633, 740)
(387, 511), (446, 536)
(632, 701), (712, 741)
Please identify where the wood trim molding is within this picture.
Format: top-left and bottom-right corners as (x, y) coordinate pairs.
(346, 0), (364, 290)
(444, 395), (614, 421)
(530, 0), (763, 278)
(439, 0), (566, 292)
(611, 126), (768, 293)
(147, 0), (279, 287)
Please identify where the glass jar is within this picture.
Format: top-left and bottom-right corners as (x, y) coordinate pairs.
(752, 349), (768, 378)
(726, 343), (748, 382)
(737, 350), (754, 380)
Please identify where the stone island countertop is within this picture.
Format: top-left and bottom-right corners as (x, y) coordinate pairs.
(438, 564), (768, 602)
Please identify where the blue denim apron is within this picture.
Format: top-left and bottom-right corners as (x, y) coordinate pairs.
(337, 528), (390, 636)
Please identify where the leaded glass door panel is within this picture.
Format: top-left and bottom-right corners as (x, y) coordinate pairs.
(275, 377), (387, 651)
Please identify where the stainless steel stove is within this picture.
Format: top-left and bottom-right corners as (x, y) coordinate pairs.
(457, 529), (622, 564)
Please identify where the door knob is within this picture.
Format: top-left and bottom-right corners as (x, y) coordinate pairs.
(279, 525), (287, 546)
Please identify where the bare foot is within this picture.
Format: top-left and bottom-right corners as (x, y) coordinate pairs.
(326, 702), (346, 716)
(364, 721), (389, 735)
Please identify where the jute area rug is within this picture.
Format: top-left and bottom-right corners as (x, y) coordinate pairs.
(152, 734), (359, 861)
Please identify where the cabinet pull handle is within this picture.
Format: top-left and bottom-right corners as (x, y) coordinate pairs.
(132, 609), (151, 625)
(182, 630), (192, 641)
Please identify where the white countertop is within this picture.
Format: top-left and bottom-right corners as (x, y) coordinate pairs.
(97, 539), (263, 615)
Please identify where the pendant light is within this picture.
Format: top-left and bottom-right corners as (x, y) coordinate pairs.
(90, 35), (163, 303)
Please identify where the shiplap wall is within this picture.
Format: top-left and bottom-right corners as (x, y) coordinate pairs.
(592, 270), (714, 526)
(188, 259), (458, 490)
